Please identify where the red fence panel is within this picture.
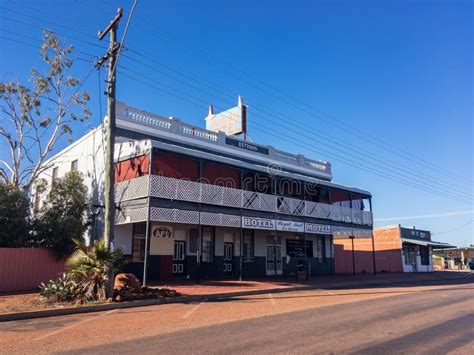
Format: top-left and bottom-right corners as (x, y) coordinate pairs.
(0, 248), (65, 293)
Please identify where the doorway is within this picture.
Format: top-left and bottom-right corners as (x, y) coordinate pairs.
(173, 240), (186, 276)
(266, 245), (282, 276)
(224, 242), (233, 275)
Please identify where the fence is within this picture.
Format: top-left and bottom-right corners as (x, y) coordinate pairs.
(0, 248), (65, 293)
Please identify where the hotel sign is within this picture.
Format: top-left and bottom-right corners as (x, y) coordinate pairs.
(276, 220), (304, 232)
(226, 137), (269, 155)
(305, 223), (331, 235)
(242, 216), (275, 230)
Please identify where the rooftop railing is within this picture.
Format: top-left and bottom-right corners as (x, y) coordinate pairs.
(116, 102), (332, 180)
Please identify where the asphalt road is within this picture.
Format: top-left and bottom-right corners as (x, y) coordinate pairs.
(1, 276), (473, 354)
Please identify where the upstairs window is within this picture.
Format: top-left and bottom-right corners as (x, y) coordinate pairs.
(71, 159), (78, 171)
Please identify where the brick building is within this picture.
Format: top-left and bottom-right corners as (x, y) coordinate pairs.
(334, 225), (454, 274)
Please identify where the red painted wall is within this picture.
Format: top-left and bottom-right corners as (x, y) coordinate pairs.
(0, 248), (65, 292)
(115, 155), (150, 183)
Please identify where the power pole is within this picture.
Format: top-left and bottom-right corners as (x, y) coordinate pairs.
(97, 8), (123, 298)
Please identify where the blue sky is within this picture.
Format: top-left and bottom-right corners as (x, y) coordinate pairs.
(1, 0), (472, 246)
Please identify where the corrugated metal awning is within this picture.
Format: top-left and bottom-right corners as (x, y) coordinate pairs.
(401, 238), (455, 249)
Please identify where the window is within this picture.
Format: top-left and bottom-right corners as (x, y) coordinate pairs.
(132, 223), (146, 262)
(189, 228), (199, 254)
(71, 159), (78, 171)
(201, 227), (214, 262)
(420, 247), (430, 265)
(52, 167), (59, 186)
(243, 230), (254, 262)
(152, 151), (199, 181)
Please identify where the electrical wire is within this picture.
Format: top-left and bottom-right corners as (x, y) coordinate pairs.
(116, 66), (472, 205)
(4, 2), (471, 192)
(124, 9), (472, 186)
(432, 220), (474, 235)
(118, 51), (473, 199)
(4, 31), (471, 204)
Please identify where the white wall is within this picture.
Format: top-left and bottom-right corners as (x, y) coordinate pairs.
(33, 126), (150, 245)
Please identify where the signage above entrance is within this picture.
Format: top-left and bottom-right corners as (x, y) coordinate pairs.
(305, 223), (331, 235)
(276, 220), (304, 232)
(242, 216), (275, 230)
(152, 226), (173, 238)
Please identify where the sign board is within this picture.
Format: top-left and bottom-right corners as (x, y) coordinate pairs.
(242, 216), (275, 230)
(276, 220), (304, 232)
(446, 250), (463, 259)
(305, 223), (331, 235)
(205, 96), (247, 136)
(225, 137), (269, 155)
(152, 225), (173, 238)
(286, 239), (313, 258)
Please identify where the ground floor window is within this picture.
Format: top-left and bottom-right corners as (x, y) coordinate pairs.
(132, 223), (146, 262)
(243, 230), (255, 262)
(201, 226), (215, 262)
(420, 247), (430, 265)
(404, 246), (416, 265)
(317, 236), (326, 263)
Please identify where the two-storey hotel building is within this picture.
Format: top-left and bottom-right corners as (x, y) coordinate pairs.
(36, 101), (374, 282)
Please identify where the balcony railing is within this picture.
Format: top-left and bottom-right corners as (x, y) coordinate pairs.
(115, 175), (373, 226)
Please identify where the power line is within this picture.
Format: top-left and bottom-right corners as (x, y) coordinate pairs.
(5, 2), (471, 192)
(109, 0), (138, 79)
(3, 31), (472, 205)
(117, 67), (472, 205)
(432, 220), (474, 235)
(119, 51), (473, 199)
(125, 10), (472, 186)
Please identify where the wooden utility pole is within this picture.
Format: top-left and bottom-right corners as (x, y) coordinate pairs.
(98, 8), (123, 298)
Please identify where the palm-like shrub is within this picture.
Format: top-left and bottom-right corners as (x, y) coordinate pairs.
(66, 239), (123, 302)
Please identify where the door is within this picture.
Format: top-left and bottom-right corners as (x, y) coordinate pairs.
(266, 245), (282, 276)
(224, 242), (233, 275)
(173, 241), (186, 276)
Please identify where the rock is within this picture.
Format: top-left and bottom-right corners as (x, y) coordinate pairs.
(114, 273), (141, 292)
(114, 295), (123, 302)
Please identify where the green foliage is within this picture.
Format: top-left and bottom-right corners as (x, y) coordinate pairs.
(67, 239), (124, 303)
(39, 273), (80, 303)
(0, 183), (30, 247)
(33, 171), (89, 258)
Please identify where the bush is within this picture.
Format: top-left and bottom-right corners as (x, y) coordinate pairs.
(33, 171), (89, 258)
(67, 239), (124, 303)
(39, 273), (80, 303)
(0, 183), (30, 247)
